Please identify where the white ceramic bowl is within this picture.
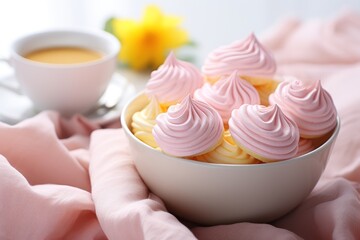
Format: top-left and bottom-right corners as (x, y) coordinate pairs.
(121, 92), (340, 225)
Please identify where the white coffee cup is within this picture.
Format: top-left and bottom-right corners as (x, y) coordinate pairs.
(1, 29), (120, 116)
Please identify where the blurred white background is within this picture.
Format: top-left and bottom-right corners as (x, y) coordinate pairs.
(1, 0), (360, 65)
(0, 0), (359, 123)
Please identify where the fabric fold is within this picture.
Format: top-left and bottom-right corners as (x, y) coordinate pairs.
(0, 111), (97, 191)
(0, 155), (105, 240)
(274, 179), (360, 240)
(89, 129), (196, 240)
(262, 9), (360, 81)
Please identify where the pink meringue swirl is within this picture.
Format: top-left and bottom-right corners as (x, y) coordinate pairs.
(229, 104), (299, 161)
(269, 79), (337, 138)
(194, 70), (260, 124)
(145, 52), (204, 106)
(153, 95), (224, 157)
(202, 33), (277, 79)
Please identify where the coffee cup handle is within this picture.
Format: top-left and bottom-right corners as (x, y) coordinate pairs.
(0, 57), (22, 94)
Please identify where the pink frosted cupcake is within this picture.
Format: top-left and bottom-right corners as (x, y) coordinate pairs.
(145, 52), (204, 107)
(202, 33), (277, 85)
(229, 104), (300, 162)
(194, 70), (260, 125)
(269, 78), (337, 139)
(153, 95), (224, 157)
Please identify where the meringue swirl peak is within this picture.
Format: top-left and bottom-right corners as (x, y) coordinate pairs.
(202, 33), (277, 81)
(269, 79), (337, 138)
(145, 51), (204, 106)
(194, 70), (260, 123)
(229, 104), (300, 161)
(153, 95), (224, 157)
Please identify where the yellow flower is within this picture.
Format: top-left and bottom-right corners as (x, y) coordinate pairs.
(112, 5), (189, 70)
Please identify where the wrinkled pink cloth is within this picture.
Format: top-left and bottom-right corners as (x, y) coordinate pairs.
(2, 10), (360, 240)
(262, 9), (360, 82)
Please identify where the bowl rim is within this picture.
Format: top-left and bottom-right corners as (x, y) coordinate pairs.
(121, 91), (341, 169)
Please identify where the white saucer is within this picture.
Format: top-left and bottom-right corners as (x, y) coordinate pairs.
(0, 72), (137, 125)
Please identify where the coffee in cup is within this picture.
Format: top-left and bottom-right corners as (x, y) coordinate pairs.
(2, 29), (120, 116)
(24, 46), (103, 64)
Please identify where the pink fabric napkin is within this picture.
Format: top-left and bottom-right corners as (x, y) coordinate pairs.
(0, 113), (105, 239)
(1, 9), (360, 240)
(89, 129), (195, 239)
(261, 9), (360, 82)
